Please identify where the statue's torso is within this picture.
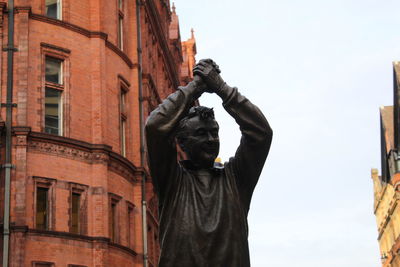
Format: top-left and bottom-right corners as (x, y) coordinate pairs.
(158, 164), (250, 267)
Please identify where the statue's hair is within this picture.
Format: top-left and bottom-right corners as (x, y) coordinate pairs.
(176, 106), (216, 138)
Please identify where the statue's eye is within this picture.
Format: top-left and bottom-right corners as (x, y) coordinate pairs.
(195, 129), (206, 136)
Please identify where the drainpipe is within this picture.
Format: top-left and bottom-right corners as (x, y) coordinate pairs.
(3, 0), (15, 267)
(136, 1), (148, 267)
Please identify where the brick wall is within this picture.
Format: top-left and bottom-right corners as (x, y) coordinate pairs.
(0, 0), (197, 266)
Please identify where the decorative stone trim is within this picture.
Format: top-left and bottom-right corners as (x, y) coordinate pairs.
(29, 140), (97, 163)
(27, 131), (141, 183)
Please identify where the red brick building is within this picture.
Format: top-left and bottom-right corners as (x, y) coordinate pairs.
(0, 1), (196, 266)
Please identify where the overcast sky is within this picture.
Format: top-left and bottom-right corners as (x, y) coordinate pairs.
(171, 0), (400, 266)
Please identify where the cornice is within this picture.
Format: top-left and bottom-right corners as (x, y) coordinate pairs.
(29, 131), (112, 152)
(105, 40), (134, 68)
(144, 0), (180, 88)
(27, 131), (141, 183)
(29, 13), (134, 68)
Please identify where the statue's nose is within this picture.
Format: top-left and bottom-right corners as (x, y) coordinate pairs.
(207, 132), (215, 141)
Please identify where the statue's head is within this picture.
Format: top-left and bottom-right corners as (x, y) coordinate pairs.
(176, 106), (220, 169)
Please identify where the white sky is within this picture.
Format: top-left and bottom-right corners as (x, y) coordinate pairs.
(172, 0), (400, 266)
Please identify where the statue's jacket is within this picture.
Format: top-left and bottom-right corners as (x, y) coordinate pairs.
(145, 82), (272, 267)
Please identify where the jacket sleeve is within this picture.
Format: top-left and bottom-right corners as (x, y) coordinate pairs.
(145, 81), (203, 201)
(221, 84), (273, 211)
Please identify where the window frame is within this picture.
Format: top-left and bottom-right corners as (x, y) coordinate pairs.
(119, 77), (130, 157)
(127, 201), (135, 249)
(117, 0), (124, 50)
(120, 87), (128, 157)
(69, 183), (88, 235)
(36, 186), (49, 230)
(33, 177), (56, 231)
(41, 44), (70, 137)
(45, 0), (62, 20)
(109, 193), (122, 243)
(71, 192), (80, 234)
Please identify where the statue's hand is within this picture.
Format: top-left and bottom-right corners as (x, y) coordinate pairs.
(192, 74), (209, 94)
(193, 59), (225, 93)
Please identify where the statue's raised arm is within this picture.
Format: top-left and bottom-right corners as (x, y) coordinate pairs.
(145, 59), (272, 267)
(145, 75), (207, 200)
(194, 59), (273, 210)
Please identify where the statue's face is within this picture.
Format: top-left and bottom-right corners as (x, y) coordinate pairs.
(179, 116), (220, 168)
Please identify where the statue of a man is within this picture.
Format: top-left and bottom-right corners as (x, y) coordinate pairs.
(145, 59), (272, 267)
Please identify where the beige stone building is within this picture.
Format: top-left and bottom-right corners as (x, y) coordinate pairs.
(372, 62), (400, 267)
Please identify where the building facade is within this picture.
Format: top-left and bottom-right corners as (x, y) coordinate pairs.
(0, 0), (197, 266)
(372, 62), (400, 267)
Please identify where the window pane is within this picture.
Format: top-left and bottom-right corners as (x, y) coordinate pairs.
(46, 0), (59, 19)
(45, 88), (62, 135)
(121, 120), (126, 156)
(71, 193), (80, 234)
(36, 187), (48, 230)
(120, 91), (126, 113)
(45, 57), (62, 84)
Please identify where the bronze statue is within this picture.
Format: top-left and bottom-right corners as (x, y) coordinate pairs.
(145, 59), (273, 267)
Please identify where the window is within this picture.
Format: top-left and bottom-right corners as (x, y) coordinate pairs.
(110, 200), (118, 242)
(44, 56), (63, 135)
(121, 119), (126, 156)
(109, 194), (121, 243)
(120, 88), (127, 156)
(34, 177), (55, 230)
(71, 192), (80, 234)
(36, 187), (48, 230)
(127, 204), (135, 248)
(45, 57), (63, 84)
(111, 201), (117, 241)
(117, 0), (124, 50)
(45, 88), (62, 135)
(46, 0), (62, 20)
(69, 183), (88, 235)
